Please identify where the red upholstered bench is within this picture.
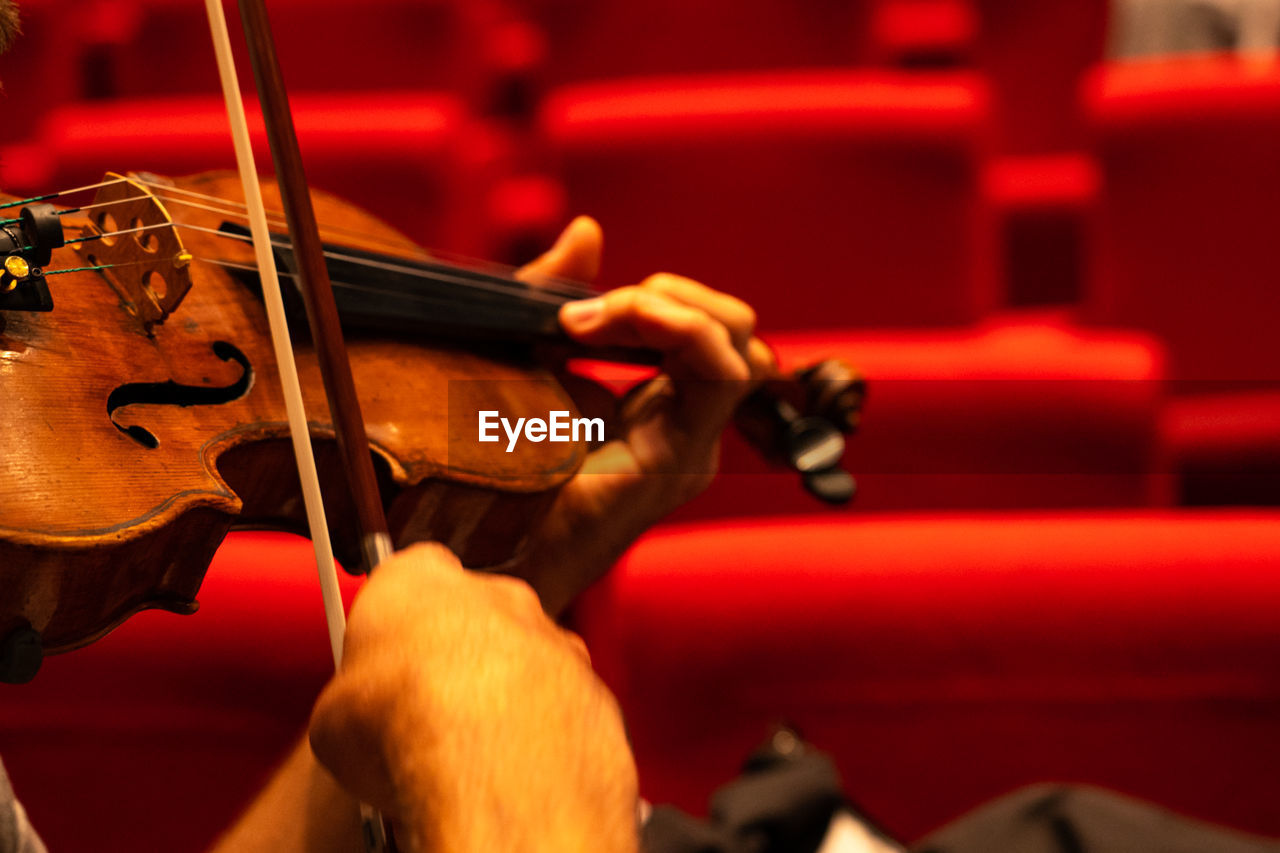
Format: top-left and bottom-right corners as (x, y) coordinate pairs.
(512, 0), (876, 84)
(1084, 56), (1280, 387)
(971, 0), (1108, 156)
(540, 71), (997, 331)
(8, 512), (1279, 851)
(69, 0), (500, 99)
(575, 511), (1280, 843)
(867, 0), (976, 66)
(969, 0), (1109, 308)
(982, 153), (1100, 306)
(1084, 57), (1280, 504)
(668, 314), (1168, 521)
(0, 532), (362, 853)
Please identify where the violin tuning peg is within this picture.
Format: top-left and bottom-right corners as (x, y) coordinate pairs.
(785, 416), (846, 474)
(803, 467), (857, 505)
(795, 359), (866, 435)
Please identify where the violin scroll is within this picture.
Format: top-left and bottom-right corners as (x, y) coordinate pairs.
(735, 358), (865, 505)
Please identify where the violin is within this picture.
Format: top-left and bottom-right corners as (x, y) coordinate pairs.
(0, 169), (863, 683)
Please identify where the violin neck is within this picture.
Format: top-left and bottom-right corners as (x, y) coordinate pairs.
(221, 222), (607, 352)
(221, 223), (662, 365)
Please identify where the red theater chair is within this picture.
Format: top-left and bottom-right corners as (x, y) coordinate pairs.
(6, 93), (499, 256)
(866, 0), (977, 67)
(969, 0), (1109, 306)
(69, 0), (508, 102)
(540, 72), (997, 331)
(666, 313), (1168, 522)
(512, 0), (875, 86)
(0, 532), (363, 853)
(1084, 57), (1280, 503)
(971, 0), (1109, 156)
(983, 152), (1100, 306)
(576, 512), (1280, 843)
(0, 0), (81, 129)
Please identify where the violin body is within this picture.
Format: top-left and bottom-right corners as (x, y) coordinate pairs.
(0, 171), (583, 658)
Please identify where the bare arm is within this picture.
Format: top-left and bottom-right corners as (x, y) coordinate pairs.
(208, 544), (639, 853)
(208, 218), (762, 851)
(206, 740), (362, 853)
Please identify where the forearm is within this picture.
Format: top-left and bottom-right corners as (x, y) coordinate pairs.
(388, 716), (641, 853)
(206, 739), (363, 853)
(208, 733), (639, 853)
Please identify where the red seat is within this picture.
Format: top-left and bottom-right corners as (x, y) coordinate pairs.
(982, 153), (1100, 306)
(972, 0), (1109, 155)
(1162, 390), (1280, 504)
(0, 532), (363, 853)
(576, 512), (1280, 842)
(71, 0), (506, 102)
(9, 93), (498, 256)
(867, 0), (977, 66)
(1084, 57), (1280, 386)
(666, 315), (1167, 521)
(513, 0), (875, 85)
(1084, 58), (1280, 503)
(0, 0), (81, 130)
(541, 72), (997, 330)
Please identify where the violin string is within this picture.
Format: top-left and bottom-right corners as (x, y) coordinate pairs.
(122, 176), (598, 296)
(43, 258), (159, 276)
(69, 220), (174, 245)
(52, 197), (167, 218)
(135, 178), (395, 246)
(22, 181), (596, 305)
(45, 220), (578, 309)
(52, 190), (596, 302)
(16, 171), (586, 289)
(128, 176), (463, 260)
(173, 220), (577, 305)
(15, 174), (596, 296)
(200, 255), (565, 311)
(13, 176), (417, 260)
(0, 176), (131, 211)
(56, 215), (570, 303)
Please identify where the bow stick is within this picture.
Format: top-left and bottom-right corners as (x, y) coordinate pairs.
(204, 0), (396, 849)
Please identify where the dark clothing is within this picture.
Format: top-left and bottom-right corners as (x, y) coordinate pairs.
(917, 784), (1280, 853)
(642, 733), (1280, 853)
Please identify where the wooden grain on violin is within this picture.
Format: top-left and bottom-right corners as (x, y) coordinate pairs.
(0, 172), (584, 656)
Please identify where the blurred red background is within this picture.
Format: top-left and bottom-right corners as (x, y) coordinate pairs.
(2, 1), (1278, 849)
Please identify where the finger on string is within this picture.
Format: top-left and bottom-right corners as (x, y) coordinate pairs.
(561, 287), (751, 384)
(637, 273), (757, 355)
(517, 216), (603, 288)
(746, 337), (778, 382)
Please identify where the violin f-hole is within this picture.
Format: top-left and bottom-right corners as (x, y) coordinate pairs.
(107, 341), (254, 448)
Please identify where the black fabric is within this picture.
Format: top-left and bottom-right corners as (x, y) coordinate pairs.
(914, 784), (1280, 853)
(645, 806), (730, 853)
(642, 730), (851, 853)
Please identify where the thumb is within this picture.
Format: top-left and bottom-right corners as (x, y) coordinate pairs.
(517, 216), (604, 286)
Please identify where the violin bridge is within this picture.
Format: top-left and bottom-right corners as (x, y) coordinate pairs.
(70, 172), (194, 330)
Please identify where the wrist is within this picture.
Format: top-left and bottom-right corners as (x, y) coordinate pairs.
(384, 676), (640, 853)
